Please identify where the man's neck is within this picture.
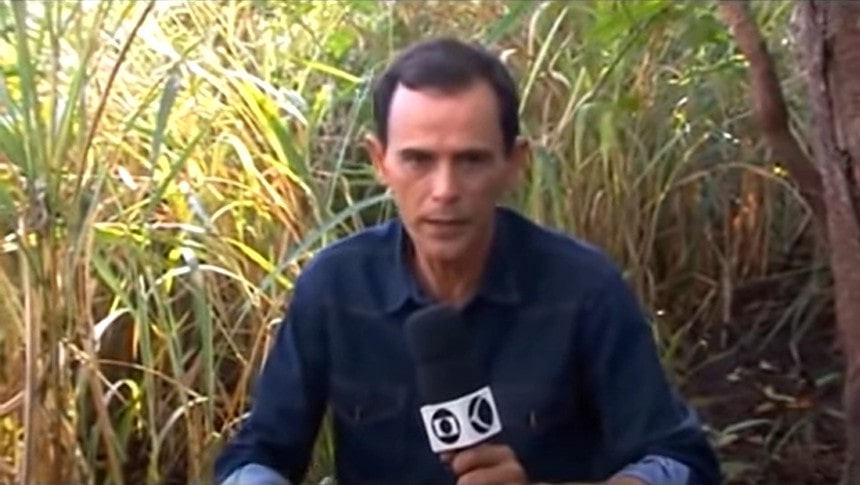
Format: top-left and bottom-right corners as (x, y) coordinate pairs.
(411, 226), (494, 307)
(414, 255), (482, 306)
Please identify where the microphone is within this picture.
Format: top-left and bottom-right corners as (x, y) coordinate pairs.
(405, 304), (503, 453)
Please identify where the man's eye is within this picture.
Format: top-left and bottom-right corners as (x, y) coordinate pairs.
(404, 153), (431, 164)
(461, 153), (489, 165)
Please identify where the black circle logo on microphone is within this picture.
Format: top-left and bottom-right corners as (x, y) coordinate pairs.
(467, 396), (494, 434)
(430, 408), (461, 444)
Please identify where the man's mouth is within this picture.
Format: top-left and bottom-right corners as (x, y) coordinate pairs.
(424, 218), (468, 226)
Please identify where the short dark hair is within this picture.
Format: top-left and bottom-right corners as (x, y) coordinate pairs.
(371, 37), (521, 154)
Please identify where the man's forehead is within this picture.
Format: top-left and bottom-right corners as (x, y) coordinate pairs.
(389, 81), (497, 111)
(386, 132), (504, 157)
(387, 126), (500, 150)
(388, 100), (502, 141)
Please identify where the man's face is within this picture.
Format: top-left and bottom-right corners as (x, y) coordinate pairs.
(367, 80), (527, 263)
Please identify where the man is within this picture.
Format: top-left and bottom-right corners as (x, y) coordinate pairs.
(214, 37), (722, 485)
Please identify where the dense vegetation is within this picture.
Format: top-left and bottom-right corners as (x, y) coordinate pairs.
(0, 1), (840, 483)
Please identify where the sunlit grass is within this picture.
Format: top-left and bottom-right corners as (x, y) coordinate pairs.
(0, 0), (824, 483)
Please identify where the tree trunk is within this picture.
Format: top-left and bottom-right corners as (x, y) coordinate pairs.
(719, 1), (860, 483)
(795, 2), (860, 483)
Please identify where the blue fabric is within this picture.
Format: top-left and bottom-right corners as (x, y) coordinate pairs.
(220, 463), (292, 485)
(214, 207), (722, 485)
(614, 454), (691, 484)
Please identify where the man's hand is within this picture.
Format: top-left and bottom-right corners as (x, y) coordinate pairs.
(442, 443), (527, 485)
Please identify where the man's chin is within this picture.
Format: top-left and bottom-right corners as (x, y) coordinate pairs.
(415, 239), (470, 264)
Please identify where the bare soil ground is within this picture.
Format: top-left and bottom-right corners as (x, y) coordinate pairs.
(684, 309), (844, 484)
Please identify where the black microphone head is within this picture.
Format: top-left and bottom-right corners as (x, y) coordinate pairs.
(405, 304), (483, 404)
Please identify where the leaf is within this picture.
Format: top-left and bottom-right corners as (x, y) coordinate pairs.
(482, 1), (536, 44)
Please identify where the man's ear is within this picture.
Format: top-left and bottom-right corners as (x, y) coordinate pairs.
(364, 132), (388, 185)
(504, 136), (530, 189)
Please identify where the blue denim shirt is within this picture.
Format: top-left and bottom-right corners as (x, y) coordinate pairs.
(214, 207), (722, 485)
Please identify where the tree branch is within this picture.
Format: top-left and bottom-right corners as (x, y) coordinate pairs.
(717, 0), (827, 239)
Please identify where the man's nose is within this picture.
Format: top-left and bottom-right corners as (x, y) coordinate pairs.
(430, 163), (460, 202)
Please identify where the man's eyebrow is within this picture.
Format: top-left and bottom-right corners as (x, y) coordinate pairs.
(395, 148), (435, 161)
(397, 147), (433, 155)
(455, 147), (493, 157)
(394, 146), (495, 158)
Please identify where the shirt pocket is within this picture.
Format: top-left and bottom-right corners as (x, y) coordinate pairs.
(329, 376), (407, 425)
(328, 376), (408, 483)
(494, 383), (577, 436)
(493, 383), (597, 482)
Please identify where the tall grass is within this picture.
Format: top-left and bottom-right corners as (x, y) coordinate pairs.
(0, 1), (825, 484)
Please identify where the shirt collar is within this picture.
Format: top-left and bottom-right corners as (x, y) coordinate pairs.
(383, 207), (521, 313)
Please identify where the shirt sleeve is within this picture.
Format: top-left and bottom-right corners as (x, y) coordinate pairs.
(219, 463), (293, 485)
(611, 454), (691, 485)
(213, 271), (330, 485)
(575, 267), (723, 485)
